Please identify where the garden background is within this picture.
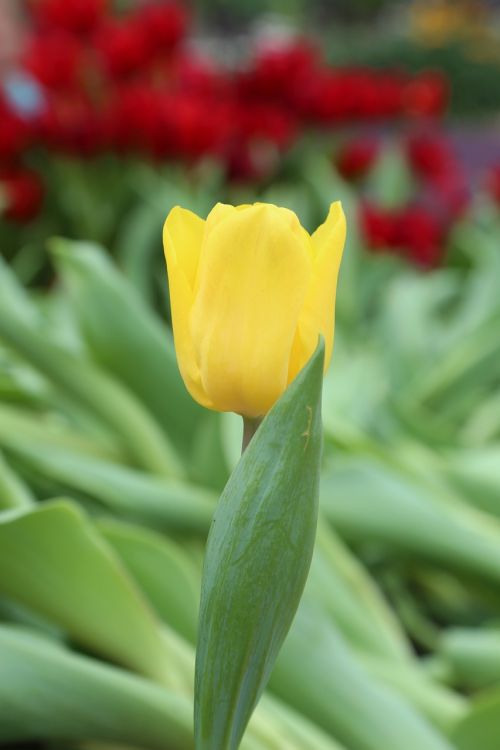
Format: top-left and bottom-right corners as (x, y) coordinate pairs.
(2, 1), (500, 749)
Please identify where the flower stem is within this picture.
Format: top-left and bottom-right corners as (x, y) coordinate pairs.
(241, 417), (261, 454)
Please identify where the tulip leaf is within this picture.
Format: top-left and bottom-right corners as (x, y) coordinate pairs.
(194, 341), (325, 750)
(0, 500), (176, 685)
(270, 601), (456, 750)
(451, 688), (500, 750)
(99, 517), (200, 642)
(0, 295), (182, 477)
(50, 239), (202, 453)
(3, 439), (215, 533)
(0, 625), (194, 750)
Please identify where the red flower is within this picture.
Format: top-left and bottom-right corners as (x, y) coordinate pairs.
(406, 131), (454, 180)
(0, 169), (44, 222)
(394, 205), (445, 267)
(23, 32), (85, 90)
(94, 19), (150, 79)
(38, 94), (109, 156)
(403, 71), (448, 118)
(237, 104), (297, 150)
(336, 136), (379, 180)
(360, 202), (397, 249)
(407, 132), (469, 220)
(107, 84), (161, 153)
(168, 53), (230, 97)
(0, 98), (32, 161)
(134, 2), (189, 53)
(238, 38), (319, 105)
(28, 0), (107, 35)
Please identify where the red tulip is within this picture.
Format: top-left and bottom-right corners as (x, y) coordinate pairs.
(0, 169), (44, 222)
(336, 136), (379, 180)
(133, 2), (189, 52)
(28, 0), (107, 35)
(394, 205), (445, 267)
(0, 99), (32, 161)
(94, 19), (150, 79)
(23, 31), (85, 90)
(403, 71), (448, 118)
(360, 202), (397, 249)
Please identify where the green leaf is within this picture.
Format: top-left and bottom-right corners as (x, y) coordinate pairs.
(270, 603), (456, 750)
(365, 146), (414, 210)
(3, 439), (215, 533)
(0, 501), (181, 686)
(308, 520), (412, 663)
(451, 688), (500, 750)
(99, 518), (200, 642)
(440, 628), (500, 690)
(0, 625), (194, 750)
(195, 342), (325, 750)
(0, 450), (35, 510)
(322, 457), (500, 592)
(0, 295), (183, 477)
(51, 239), (202, 453)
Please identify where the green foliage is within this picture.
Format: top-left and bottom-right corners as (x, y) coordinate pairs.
(2, 203), (500, 748)
(194, 344), (324, 750)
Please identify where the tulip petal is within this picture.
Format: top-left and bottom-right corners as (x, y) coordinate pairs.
(288, 202), (346, 382)
(191, 204), (311, 417)
(163, 207), (213, 408)
(164, 206), (204, 289)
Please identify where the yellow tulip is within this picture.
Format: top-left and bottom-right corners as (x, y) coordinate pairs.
(163, 201), (346, 418)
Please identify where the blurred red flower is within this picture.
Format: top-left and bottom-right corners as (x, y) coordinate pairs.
(0, 99), (32, 161)
(94, 19), (150, 79)
(394, 205), (445, 267)
(134, 2), (189, 52)
(37, 94), (109, 156)
(406, 131), (454, 180)
(237, 38), (319, 105)
(0, 168), (44, 222)
(28, 0), (107, 35)
(336, 136), (379, 180)
(360, 202), (397, 249)
(407, 132), (469, 220)
(23, 31), (85, 90)
(403, 72), (448, 118)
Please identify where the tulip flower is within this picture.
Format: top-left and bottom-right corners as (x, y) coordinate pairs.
(163, 201), (346, 418)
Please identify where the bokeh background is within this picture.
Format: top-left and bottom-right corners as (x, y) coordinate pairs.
(2, 2), (500, 750)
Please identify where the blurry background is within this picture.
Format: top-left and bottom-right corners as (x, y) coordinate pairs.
(2, 0), (500, 289)
(3, 2), (500, 750)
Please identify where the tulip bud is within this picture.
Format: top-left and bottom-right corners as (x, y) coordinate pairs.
(163, 201), (346, 418)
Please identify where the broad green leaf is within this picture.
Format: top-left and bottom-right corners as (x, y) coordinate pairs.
(270, 603), (456, 750)
(445, 447), (500, 518)
(195, 342), (325, 750)
(451, 688), (500, 750)
(0, 450), (34, 509)
(99, 518), (200, 642)
(51, 239), (202, 453)
(3, 439), (215, 533)
(440, 628), (500, 690)
(308, 520), (412, 663)
(360, 654), (466, 731)
(0, 625), (193, 750)
(0, 501), (179, 685)
(322, 457), (500, 591)
(0, 297), (182, 477)
(0, 402), (123, 462)
(0, 255), (40, 327)
(0, 626), (343, 750)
